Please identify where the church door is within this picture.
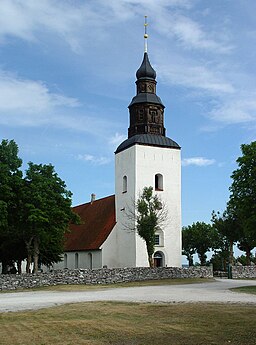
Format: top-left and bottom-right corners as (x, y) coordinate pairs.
(154, 251), (164, 267)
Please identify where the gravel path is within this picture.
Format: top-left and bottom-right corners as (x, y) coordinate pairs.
(0, 278), (255, 313)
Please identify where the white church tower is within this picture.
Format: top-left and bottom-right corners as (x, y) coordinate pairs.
(113, 21), (182, 268)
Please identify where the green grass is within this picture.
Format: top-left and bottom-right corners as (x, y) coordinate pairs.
(231, 285), (256, 295)
(0, 301), (255, 345)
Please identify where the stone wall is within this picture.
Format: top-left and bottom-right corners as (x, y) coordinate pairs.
(232, 265), (256, 279)
(0, 266), (213, 291)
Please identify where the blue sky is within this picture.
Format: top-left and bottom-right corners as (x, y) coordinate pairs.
(1, 0), (256, 228)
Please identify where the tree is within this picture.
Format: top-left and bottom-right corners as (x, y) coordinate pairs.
(0, 139), (24, 273)
(0, 139), (79, 274)
(228, 141), (256, 264)
(131, 186), (167, 267)
(182, 222), (216, 266)
(210, 251), (229, 271)
(237, 239), (255, 266)
(211, 210), (241, 266)
(236, 254), (256, 266)
(182, 226), (196, 266)
(21, 162), (79, 273)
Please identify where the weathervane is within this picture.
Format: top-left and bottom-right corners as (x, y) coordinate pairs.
(144, 15), (148, 53)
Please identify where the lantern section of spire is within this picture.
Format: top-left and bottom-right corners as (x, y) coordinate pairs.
(128, 18), (166, 139)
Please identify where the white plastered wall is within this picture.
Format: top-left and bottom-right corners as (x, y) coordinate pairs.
(52, 250), (102, 269)
(101, 223), (119, 268)
(114, 143), (182, 268)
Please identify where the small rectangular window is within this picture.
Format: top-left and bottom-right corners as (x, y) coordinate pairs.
(122, 175), (127, 193)
(155, 234), (160, 245)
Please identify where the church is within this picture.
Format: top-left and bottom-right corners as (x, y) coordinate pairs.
(54, 34), (182, 270)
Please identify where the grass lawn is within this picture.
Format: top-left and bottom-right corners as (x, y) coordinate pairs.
(231, 285), (256, 295)
(0, 301), (255, 345)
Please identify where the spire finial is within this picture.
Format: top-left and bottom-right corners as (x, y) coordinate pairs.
(144, 15), (148, 53)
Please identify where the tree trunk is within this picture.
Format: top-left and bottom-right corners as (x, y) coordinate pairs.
(25, 237), (33, 273)
(17, 260), (22, 274)
(229, 240), (234, 266)
(26, 254), (31, 273)
(246, 248), (251, 266)
(198, 252), (207, 266)
(148, 255), (154, 268)
(33, 237), (40, 273)
(1, 260), (8, 274)
(223, 258), (227, 271)
(188, 255), (194, 266)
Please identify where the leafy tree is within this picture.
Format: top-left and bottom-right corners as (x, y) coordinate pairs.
(210, 251), (229, 271)
(0, 140), (79, 274)
(182, 222), (217, 266)
(237, 239), (255, 266)
(211, 210), (241, 266)
(228, 141), (256, 264)
(131, 186), (167, 267)
(0, 139), (24, 273)
(182, 226), (196, 266)
(236, 254), (256, 266)
(21, 162), (79, 273)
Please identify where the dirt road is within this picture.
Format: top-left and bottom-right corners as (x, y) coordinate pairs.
(0, 278), (255, 313)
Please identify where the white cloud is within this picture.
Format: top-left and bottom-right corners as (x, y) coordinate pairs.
(0, 0), (36, 42)
(0, 0), (254, 131)
(77, 154), (111, 166)
(0, 0), (100, 51)
(0, 0), (232, 55)
(0, 69), (115, 136)
(157, 59), (234, 94)
(155, 55), (256, 126)
(209, 92), (256, 124)
(0, 70), (79, 112)
(173, 15), (233, 53)
(0, 69), (122, 139)
(153, 10), (233, 54)
(109, 133), (127, 146)
(182, 157), (216, 167)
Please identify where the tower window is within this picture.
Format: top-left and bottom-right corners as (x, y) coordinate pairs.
(155, 173), (163, 191)
(123, 175), (127, 193)
(155, 230), (164, 246)
(150, 110), (157, 122)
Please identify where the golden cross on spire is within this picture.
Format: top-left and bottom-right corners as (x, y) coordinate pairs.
(144, 15), (148, 53)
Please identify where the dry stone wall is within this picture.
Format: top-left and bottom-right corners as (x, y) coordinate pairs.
(0, 266), (213, 291)
(232, 265), (256, 279)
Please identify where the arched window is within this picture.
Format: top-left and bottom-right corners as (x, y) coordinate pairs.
(123, 175), (127, 193)
(75, 253), (79, 269)
(155, 173), (163, 191)
(64, 254), (68, 269)
(88, 252), (92, 269)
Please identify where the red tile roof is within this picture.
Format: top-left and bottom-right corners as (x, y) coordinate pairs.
(65, 195), (116, 251)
